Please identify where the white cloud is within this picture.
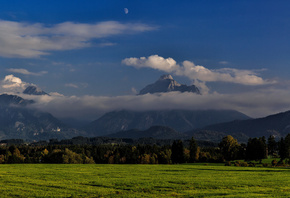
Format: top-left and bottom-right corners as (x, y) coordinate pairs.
(1, 75), (28, 92)
(0, 74), (45, 94)
(65, 83), (88, 89)
(122, 55), (178, 72)
(0, 20), (157, 58)
(6, 68), (47, 76)
(65, 83), (79, 89)
(123, 55), (275, 87)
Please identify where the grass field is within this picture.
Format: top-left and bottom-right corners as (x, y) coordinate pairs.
(0, 163), (289, 197)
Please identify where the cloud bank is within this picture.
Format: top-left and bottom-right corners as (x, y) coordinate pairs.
(25, 89), (290, 121)
(122, 55), (275, 86)
(1, 75), (289, 122)
(0, 20), (157, 58)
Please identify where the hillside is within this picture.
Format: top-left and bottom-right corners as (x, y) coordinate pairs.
(85, 109), (250, 136)
(107, 126), (188, 139)
(0, 94), (81, 140)
(195, 110), (290, 139)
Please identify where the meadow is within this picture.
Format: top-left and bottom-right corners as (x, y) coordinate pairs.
(0, 163), (289, 197)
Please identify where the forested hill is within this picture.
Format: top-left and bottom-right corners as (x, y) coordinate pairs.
(198, 110), (290, 138)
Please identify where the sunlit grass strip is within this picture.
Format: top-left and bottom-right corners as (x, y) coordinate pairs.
(0, 164), (288, 197)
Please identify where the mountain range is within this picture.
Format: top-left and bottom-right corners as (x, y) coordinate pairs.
(0, 94), (80, 140)
(1, 74), (290, 143)
(85, 109), (250, 136)
(195, 110), (290, 139)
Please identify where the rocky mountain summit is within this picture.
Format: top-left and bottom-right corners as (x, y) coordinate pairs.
(23, 85), (48, 95)
(139, 74), (200, 95)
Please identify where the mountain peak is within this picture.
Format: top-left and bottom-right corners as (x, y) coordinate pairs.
(159, 74), (174, 80)
(23, 85), (48, 96)
(139, 75), (200, 95)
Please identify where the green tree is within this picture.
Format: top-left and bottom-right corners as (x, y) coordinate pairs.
(246, 137), (267, 163)
(7, 145), (25, 163)
(279, 137), (287, 160)
(189, 137), (198, 162)
(219, 135), (240, 161)
(171, 140), (185, 164)
(284, 134), (290, 160)
(267, 135), (277, 156)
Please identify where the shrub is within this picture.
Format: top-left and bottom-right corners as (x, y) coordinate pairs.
(248, 162), (256, 167)
(262, 163), (268, 167)
(234, 161), (241, 167)
(278, 160), (285, 166)
(240, 162), (248, 167)
(271, 159), (278, 167)
(225, 161), (231, 166)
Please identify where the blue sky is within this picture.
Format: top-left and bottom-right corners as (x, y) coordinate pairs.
(1, 0), (290, 120)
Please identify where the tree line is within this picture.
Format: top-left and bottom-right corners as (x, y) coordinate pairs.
(0, 134), (289, 164)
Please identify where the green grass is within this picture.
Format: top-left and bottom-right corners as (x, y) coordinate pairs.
(0, 164), (289, 197)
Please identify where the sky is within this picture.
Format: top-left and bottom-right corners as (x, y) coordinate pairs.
(1, 0), (290, 121)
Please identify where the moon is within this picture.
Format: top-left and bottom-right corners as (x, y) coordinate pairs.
(124, 8), (129, 14)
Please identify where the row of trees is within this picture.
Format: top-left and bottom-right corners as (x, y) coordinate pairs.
(0, 134), (289, 164)
(219, 134), (290, 163)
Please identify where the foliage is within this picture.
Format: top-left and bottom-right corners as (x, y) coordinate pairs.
(246, 137), (267, 162)
(271, 159), (278, 167)
(0, 134), (289, 164)
(171, 140), (185, 164)
(240, 162), (248, 167)
(267, 135), (277, 156)
(189, 137), (199, 162)
(219, 135), (240, 161)
(284, 134), (290, 159)
(234, 161), (241, 167)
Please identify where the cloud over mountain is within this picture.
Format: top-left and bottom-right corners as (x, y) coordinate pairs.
(1, 75), (290, 122)
(122, 55), (275, 86)
(1, 75), (28, 92)
(0, 20), (157, 58)
(1, 75), (44, 94)
(16, 83), (290, 122)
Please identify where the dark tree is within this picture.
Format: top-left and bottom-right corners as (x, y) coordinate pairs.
(171, 140), (185, 164)
(237, 143), (247, 159)
(246, 137), (267, 163)
(278, 138), (286, 160)
(284, 134), (290, 160)
(267, 135), (277, 156)
(189, 137), (198, 162)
